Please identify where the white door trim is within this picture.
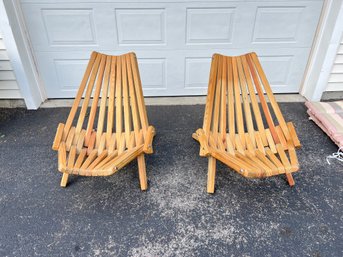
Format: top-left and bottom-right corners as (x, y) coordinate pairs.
(0, 0), (46, 109)
(300, 0), (343, 101)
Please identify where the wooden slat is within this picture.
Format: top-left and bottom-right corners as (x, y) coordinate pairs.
(232, 57), (245, 147)
(97, 55), (112, 147)
(137, 126), (144, 146)
(265, 128), (277, 153)
(287, 122), (301, 148)
(85, 54), (107, 145)
(226, 134), (235, 155)
(287, 142), (299, 172)
(106, 56), (117, 144)
(128, 132), (136, 149)
(52, 123), (65, 151)
(87, 131), (96, 155)
(137, 154), (147, 190)
(74, 53), (102, 139)
(209, 132), (218, 149)
(203, 54), (219, 133)
(227, 57), (235, 145)
(60, 147), (70, 185)
(102, 145), (144, 172)
(246, 54), (279, 144)
(276, 144), (292, 172)
(255, 131), (265, 155)
(245, 133), (255, 155)
(265, 148), (285, 173)
(220, 56), (227, 141)
(80, 149), (98, 170)
(245, 151), (271, 177)
(207, 156), (216, 193)
(235, 134), (244, 155)
(88, 150), (108, 170)
(122, 54), (132, 145)
(118, 133), (126, 154)
(250, 52), (290, 141)
(65, 127), (75, 151)
(65, 52), (98, 139)
(126, 54), (141, 144)
(234, 151), (262, 173)
(67, 146), (77, 170)
(94, 150), (118, 169)
(98, 133), (106, 155)
(241, 55), (267, 146)
(76, 129), (86, 154)
(108, 133), (116, 154)
(58, 142), (67, 172)
(237, 56), (255, 148)
(212, 55), (222, 139)
(74, 149), (87, 170)
(217, 135), (226, 152)
(130, 53), (148, 132)
(255, 150), (278, 175)
(212, 150), (257, 177)
(276, 126), (288, 150)
(72, 131), (80, 146)
(115, 55), (123, 145)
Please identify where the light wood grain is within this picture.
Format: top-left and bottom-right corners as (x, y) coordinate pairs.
(193, 52), (301, 191)
(52, 52), (155, 189)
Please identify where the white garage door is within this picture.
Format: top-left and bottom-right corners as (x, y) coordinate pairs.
(20, 0), (323, 98)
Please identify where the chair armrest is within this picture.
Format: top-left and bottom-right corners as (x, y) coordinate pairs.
(193, 128), (210, 157)
(287, 122), (301, 148)
(143, 126), (156, 154)
(52, 123), (65, 151)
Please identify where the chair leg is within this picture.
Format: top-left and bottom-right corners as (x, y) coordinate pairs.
(60, 172), (69, 187)
(286, 173), (295, 187)
(207, 156), (216, 194)
(137, 154), (148, 191)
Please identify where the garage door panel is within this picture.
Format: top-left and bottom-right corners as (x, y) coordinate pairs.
(250, 2), (323, 47)
(252, 6), (305, 44)
(257, 49), (311, 93)
(35, 51), (174, 97)
(54, 59), (89, 92)
(21, 1), (322, 50)
(185, 7), (235, 45)
(184, 57), (212, 89)
(41, 9), (97, 46)
(137, 58), (166, 89)
(20, 0), (323, 97)
(180, 48), (310, 93)
(21, 4), (118, 51)
(115, 8), (166, 45)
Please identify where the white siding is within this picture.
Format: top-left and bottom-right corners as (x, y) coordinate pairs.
(0, 32), (22, 98)
(327, 42), (343, 91)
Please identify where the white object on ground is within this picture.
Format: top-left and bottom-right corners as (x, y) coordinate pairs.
(326, 147), (343, 165)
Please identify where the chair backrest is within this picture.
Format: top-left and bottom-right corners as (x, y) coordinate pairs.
(62, 51), (149, 147)
(203, 52), (291, 147)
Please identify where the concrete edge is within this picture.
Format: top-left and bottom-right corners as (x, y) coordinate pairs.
(0, 94), (306, 108)
(321, 91), (343, 101)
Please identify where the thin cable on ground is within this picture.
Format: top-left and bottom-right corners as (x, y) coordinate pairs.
(326, 147), (343, 165)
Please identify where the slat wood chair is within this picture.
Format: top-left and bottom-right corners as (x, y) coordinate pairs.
(193, 53), (301, 193)
(52, 51), (155, 190)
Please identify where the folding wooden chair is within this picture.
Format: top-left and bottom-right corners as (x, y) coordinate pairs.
(193, 53), (301, 193)
(52, 52), (155, 190)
